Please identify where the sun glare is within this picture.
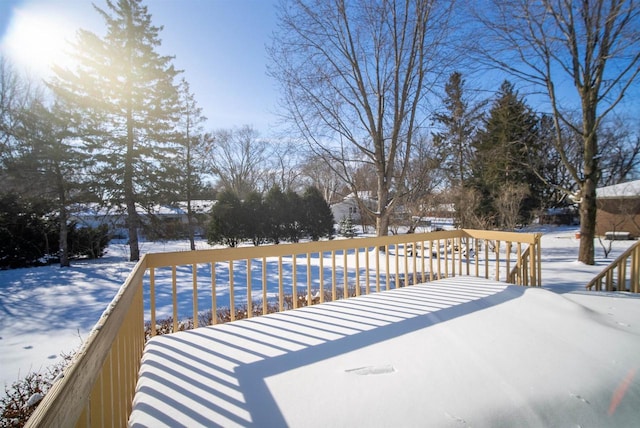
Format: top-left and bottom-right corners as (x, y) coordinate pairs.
(1, 5), (77, 78)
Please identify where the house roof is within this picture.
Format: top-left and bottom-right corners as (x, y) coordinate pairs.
(596, 179), (640, 199)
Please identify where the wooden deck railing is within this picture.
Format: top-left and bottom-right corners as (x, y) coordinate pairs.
(26, 229), (540, 427)
(586, 240), (640, 293)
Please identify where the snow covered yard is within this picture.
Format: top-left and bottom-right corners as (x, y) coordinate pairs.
(1, 226), (639, 412)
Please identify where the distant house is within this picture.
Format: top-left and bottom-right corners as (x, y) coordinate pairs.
(330, 192), (376, 224)
(70, 201), (214, 239)
(596, 180), (640, 238)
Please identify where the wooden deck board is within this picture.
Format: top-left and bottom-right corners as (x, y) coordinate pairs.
(130, 277), (640, 427)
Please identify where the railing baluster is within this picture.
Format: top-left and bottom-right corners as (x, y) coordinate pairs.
(484, 241), (489, 279)
(385, 245), (390, 290)
(211, 262), (217, 325)
(343, 249), (349, 297)
(495, 240), (500, 282)
(375, 246), (380, 292)
(278, 256), (284, 312)
(516, 242), (523, 285)
(293, 254), (298, 308)
(444, 240), (449, 279)
(506, 242), (512, 282)
(529, 241), (536, 287)
(332, 250), (337, 300)
(229, 261), (235, 321)
(365, 247), (370, 294)
(395, 244), (400, 288)
(412, 242), (417, 285)
(247, 259), (252, 318)
(150, 268), (156, 336)
(319, 252), (325, 303)
(429, 240), (434, 281)
(355, 248), (361, 296)
(172, 266), (178, 332)
(307, 253), (312, 305)
(262, 257), (268, 315)
(474, 239), (479, 278)
(193, 264), (198, 328)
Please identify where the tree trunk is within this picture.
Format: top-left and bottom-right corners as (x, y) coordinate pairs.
(578, 103), (598, 265)
(376, 173), (390, 237)
(187, 202), (196, 251)
(57, 165), (70, 267)
(59, 205), (70, 267)
(578, 180), (597, 265)
(578, 136), (598, 265)
(125, 104), (140, 261)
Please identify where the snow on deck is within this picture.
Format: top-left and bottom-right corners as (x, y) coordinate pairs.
(129, 277), (640, 427)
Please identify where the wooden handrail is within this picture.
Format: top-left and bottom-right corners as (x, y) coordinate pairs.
(586, 240), (640, 292)
(25, 229), (541, 427)
(25, 257), (147, 428)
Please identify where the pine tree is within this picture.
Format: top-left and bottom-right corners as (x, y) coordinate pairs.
(472, 81), (543, 225)
(302, 186), (334, 240)
(243, 191), (267, 246)
(264, 185), (287, 244)
(176, 78), (208, 250)
(284, 190), (303, 243)
(339, 215), (357, 238)
(207, 189), (243, 247)
(433, 72), (484, 188)
(11, 98), (91, 267)
(49, 0), (181, 261)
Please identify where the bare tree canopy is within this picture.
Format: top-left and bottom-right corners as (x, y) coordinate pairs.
(205, 125), (269, 199)
(269, 0), (455, 236)
(476, 0), (640, 264)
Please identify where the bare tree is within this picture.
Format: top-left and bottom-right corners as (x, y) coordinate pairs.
(494, 183), (530, 230)
(300, 153), (345, 203)
(475, 0), (640, 264)
(0, 57), (36, 168)
(269, 0), (455, 236)
(265, 141), (305, 193)
(204, 125), (269, 199)
(396, 133), (444, 232)
(599, 118), (640, 185)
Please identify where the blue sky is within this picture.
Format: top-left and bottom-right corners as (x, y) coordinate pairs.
(0, 0), (281, 135)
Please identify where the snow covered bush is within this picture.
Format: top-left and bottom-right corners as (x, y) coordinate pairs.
(0, 352), (73, 427)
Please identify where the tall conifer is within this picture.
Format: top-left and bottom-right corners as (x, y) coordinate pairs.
(49, 0), (180, 261)
(472, 81), (543, 224)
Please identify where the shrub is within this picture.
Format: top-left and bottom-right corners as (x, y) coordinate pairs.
(68, 223), (110, 259)
(0, 193), (58, 269)
(0, 352), (73, 427)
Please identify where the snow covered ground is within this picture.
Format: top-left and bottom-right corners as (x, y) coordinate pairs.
(0, 226), (637, 394)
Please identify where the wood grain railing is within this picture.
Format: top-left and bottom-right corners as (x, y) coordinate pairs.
(25, 229), (540, 427)
(586, 240), (640, 293)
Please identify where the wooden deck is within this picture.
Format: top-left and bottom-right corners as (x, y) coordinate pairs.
(129, 277), (640, 427)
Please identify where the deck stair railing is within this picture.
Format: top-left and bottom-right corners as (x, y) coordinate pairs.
(586, 240), (640, 293)
(25, 229), (540, 428)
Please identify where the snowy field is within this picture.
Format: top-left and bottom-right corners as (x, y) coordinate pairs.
(1, 226), (638, 393)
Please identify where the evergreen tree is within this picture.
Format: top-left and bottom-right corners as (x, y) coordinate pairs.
(433, 72), (486, 227)
(176, 78), (208, 250)
(339, 215), (357, 238)
(243, 191), (267, 246)
(433, 72), (484, 188)
(472, 81), (543, 225)
(207, 189), (243, 247)
(302, 186), (334, 240)
(264, 185), (287, 244)
(49, 0), (181, 261)
(11, 99), (91, 267)
(0, 193), (58, 268)
(284, 190), (304, 243)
